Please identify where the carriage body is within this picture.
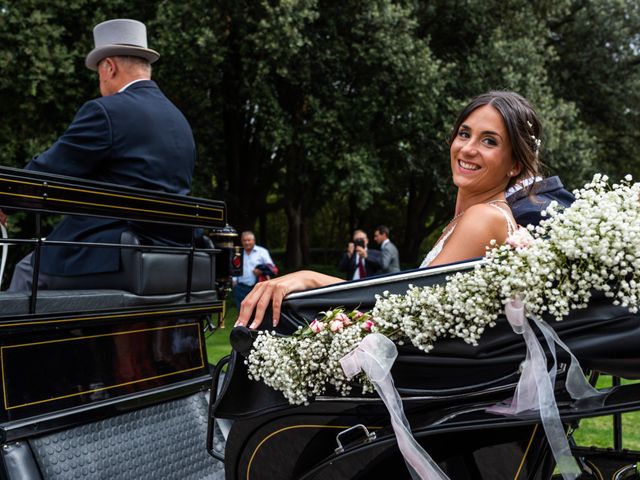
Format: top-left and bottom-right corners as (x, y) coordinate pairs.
(0, 166), (227, 479)
(1, 166), (639, 479)
(213, 265), (640, 479)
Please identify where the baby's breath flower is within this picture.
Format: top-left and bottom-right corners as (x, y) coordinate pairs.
(248, 174), (640, 405)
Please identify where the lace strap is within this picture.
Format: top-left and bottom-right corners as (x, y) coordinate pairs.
(420, 224), (456, 268)
(488, 202), (516, 235)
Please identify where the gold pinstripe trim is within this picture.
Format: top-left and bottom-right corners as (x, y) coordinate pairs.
(513, 424), (538, 479)
(1, 323), (205, 410)
(246, 424), (382, 479)
(0, 178), (41, 187)
(0, 177), (222, 214)
(48, 196), (223, 221)
(0, 178), (225, 221)
(0, 191), (42, 201)
(49, 184), (222, 213)
(586, 459), (603, 480)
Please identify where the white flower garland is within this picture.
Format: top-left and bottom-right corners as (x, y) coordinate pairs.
(247, 175), (640, 405)
(246, 308), (376, 405)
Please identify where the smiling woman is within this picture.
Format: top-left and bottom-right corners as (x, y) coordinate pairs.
(421, 91), (543, 268)
(235, 90), (544, 330)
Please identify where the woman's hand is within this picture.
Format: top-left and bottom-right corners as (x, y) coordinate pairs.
(235, 270), (343, 330)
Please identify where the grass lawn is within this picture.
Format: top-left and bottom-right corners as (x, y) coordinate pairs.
(204, 296), (640, 451)
(204, 263), (343, 364)
(205, 300), (236, 364)
(572, 376), (640, 450)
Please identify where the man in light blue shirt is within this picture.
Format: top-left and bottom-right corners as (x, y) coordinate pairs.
(232, 231), (275, 309)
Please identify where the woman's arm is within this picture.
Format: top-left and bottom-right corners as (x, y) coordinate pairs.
(235, 270), (344, 329)
(428, 204), (512, 267)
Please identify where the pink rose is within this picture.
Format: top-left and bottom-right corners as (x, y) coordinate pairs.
(336, 312), (351, 326)
(353, 310), (365, 319)
(309, 319), (324, 333)
(330, 319), (344, 333)
(362, 319), (375, 332)
(505, 226), (534, 249)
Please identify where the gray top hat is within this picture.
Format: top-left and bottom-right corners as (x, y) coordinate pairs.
(85, 19), (160, 71)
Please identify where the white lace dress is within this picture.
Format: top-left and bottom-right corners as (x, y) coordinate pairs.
(420, 202), (516, 268)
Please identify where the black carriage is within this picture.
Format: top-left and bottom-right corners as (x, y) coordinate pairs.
(0, 166), (228, 479)
(0, 166), (639, 479)
(212, 263), (640, 479)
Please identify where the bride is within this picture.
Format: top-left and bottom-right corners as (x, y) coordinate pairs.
(236, 90), (544, 330)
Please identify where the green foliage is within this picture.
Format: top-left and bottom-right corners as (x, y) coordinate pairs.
(0, 1), (158, 167)
(1, 0), (639, 265)
(548, 0), (640, 180)
(150, 0), (226, 197)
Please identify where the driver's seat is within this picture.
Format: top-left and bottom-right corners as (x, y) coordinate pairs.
(45, 230), (215, 295)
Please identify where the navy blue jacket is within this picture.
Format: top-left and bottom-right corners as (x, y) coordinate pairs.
(27, 80), (196, 276)
(507, 176), (575, 228)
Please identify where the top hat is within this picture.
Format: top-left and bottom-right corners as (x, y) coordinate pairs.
(85, 19), (160, 71)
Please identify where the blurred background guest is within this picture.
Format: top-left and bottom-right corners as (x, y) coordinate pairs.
(232, 231), (275, 309)
(374, 225), (400, 273)
(338, 229), (382, 280)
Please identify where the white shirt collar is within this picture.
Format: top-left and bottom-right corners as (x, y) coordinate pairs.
(506, 176), (543, 197)
(118, 78), (148, 93)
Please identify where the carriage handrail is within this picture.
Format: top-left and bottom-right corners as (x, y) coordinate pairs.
(285, 259), (483, 299)
(0, 165), (227, 312)
(0, 237), (217, 253)
(0, 165), (227, 229)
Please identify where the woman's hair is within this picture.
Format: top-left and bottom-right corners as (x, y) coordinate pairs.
(449, 91), (546, 189)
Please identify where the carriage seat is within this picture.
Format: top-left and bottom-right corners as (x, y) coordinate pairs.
(44, 230), (216, 295)
(0, 230), (218, 315)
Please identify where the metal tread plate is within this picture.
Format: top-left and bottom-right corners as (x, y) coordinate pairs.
(29, 391), (225, 479)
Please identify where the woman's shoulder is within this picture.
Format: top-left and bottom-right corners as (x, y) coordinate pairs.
(463, 202), (510, 221)
(456, 203), (512, 237)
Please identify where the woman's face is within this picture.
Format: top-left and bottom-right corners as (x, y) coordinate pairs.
(450, 104), (519, 195)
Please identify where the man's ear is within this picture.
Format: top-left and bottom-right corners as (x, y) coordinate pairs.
(103, 57), (118, 79)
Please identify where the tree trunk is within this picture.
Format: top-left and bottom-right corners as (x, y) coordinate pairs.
(258, 210), (268, 248)
(285, 202), (303, 269)
(301, 214), (311, 266)
(401, 181), (451, 264)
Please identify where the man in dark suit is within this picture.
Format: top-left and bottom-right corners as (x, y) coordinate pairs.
(7, 19), (196, 291)
(373, 225), (400, 273)
(507, 176), (575, 228)
(338, 229), (383, 280)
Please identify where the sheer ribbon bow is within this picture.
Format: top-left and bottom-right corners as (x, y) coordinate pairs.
(341, 333), (449, 480)
(487, 298), (602, 480)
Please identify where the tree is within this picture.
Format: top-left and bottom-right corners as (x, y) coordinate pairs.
(154, 0), (447, 267)
(547, 0), (640, 179)
(0, 0), (158, 273)
(376, 0), (600, 263)
(0, 1), (158, 168)
(1, 0), (638, 271)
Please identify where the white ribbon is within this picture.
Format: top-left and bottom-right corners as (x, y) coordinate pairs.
(0, 223), (7, 290)
(340, 333), (449, 480)
(487, 298), (601, 480)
